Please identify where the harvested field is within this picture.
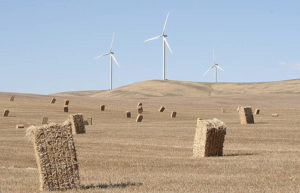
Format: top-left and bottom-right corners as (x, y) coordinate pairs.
(0, 80), (300, 193)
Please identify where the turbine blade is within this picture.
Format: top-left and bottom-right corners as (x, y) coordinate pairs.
(216, 65), (224, 71)
(162, 12), (170, 34)
(203, 65), (215, 76)
(95, 53), (109, 59)
(144, 35), (162, 42)
(163, 37), (173, 54)
(110, 32), (115, 51)
(111, 54), (120, 67)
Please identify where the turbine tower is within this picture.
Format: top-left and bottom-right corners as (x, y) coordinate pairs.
(96, 33), (120, 90)
(145, 12), (173, 80)
(204, 48), (224, 82)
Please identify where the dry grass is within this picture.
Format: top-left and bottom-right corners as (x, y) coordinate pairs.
(0, 80), (300, 192)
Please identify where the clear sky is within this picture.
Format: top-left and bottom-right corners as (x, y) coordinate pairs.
(0, 1), (299, 94)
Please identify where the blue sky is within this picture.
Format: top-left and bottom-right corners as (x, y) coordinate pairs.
(0, 1), (299, 94)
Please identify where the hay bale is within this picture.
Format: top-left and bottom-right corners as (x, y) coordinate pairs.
(26, 122), (81, 191)
(254, 109), (260, 115)
(136, 114), (143, 122)
(42, 117), (48, 124)
(87, 117), (92, 125)
(69, 114), (86, 134)
(126, 111), (131, 118)
(272, 113), (279, 117)
(238, 106), (254, 124)
(171, 111), (177, 118)
(10, 96), (15, 102)
(137, 102), (142, 107)
(137, 106), (143, 114)
(50, 97), (56, 104)
(64, 105), (69, 112)
(64, 99), (70, 106)
(3, 109), (9, 117)
(16, 124), (24, 129)
(100, 105), (105, 111)
(159, 106), (165, 112)
(193, 118), (226, 158)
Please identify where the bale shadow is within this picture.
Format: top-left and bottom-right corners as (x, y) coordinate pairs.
(224, 153), (256, 157)
(81, 182), (143, 190)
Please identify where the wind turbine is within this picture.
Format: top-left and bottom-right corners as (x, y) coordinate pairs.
(145, 12), (173, 80)
(96, 33), (120, 90)
(203, 48), (224, 82)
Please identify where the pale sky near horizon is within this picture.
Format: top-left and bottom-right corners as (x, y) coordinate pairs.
(0, 1), (299, 94)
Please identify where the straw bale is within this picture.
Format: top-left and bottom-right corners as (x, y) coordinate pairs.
(126, 111), (131, 118)
(171, 111), (177, 118)
(64, 105), (69, 112)
(64, 99), (70, 106)
(26, 122), (81, 191)
(238, 106), (254, 124)
(10, 96), (15, 102)
(159, 106), (165, 112)
(42, 117), (48, 124)
(16, 124), (24, 129)
(69, 114), (86, 134)
(255, 109), (260, 115)
(137, 106), (143, 114)
(272, 113), (279, 117)
(50, 97), (56, 104)
(193, 118), (226, 158)
(3, 109), (9, 117)
(136, 114), (143, 122)
(87, 117), (92, 125)
(100, 105), (105, 111)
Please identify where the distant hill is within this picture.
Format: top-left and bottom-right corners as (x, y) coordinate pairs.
(54, 79), (300, 97)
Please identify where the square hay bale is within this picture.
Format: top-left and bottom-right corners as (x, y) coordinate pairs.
(10, 96), (15, 102)
(171, 111), (177, 118)
(3, 109), (9, 117)
(69, 114), (86, 134)
(50, 97), (56, 104)
(100, 105), (105, 111)
(64, 105), (69, 112)
(137, 106), (143, 114)
(26, 122), (81, 191)
(87, 117), (92, 125)
(137, 102), (142, 107)
(126, 111), (131, 118)
(193, 118), (226, 158)
(255, 109), (260, 115)
(272, 113), (279, 117)
(16, 124), (24, 129)
(42, 117), (48, 124)
(64, 99), (70, 106)
(238, 106), (254, 124)
(136, 114), (143, 122)
(220, 108), (225, 113)
(159, 106), (165, 112)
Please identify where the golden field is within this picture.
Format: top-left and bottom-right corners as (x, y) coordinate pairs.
(0, 80), (300, 193)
